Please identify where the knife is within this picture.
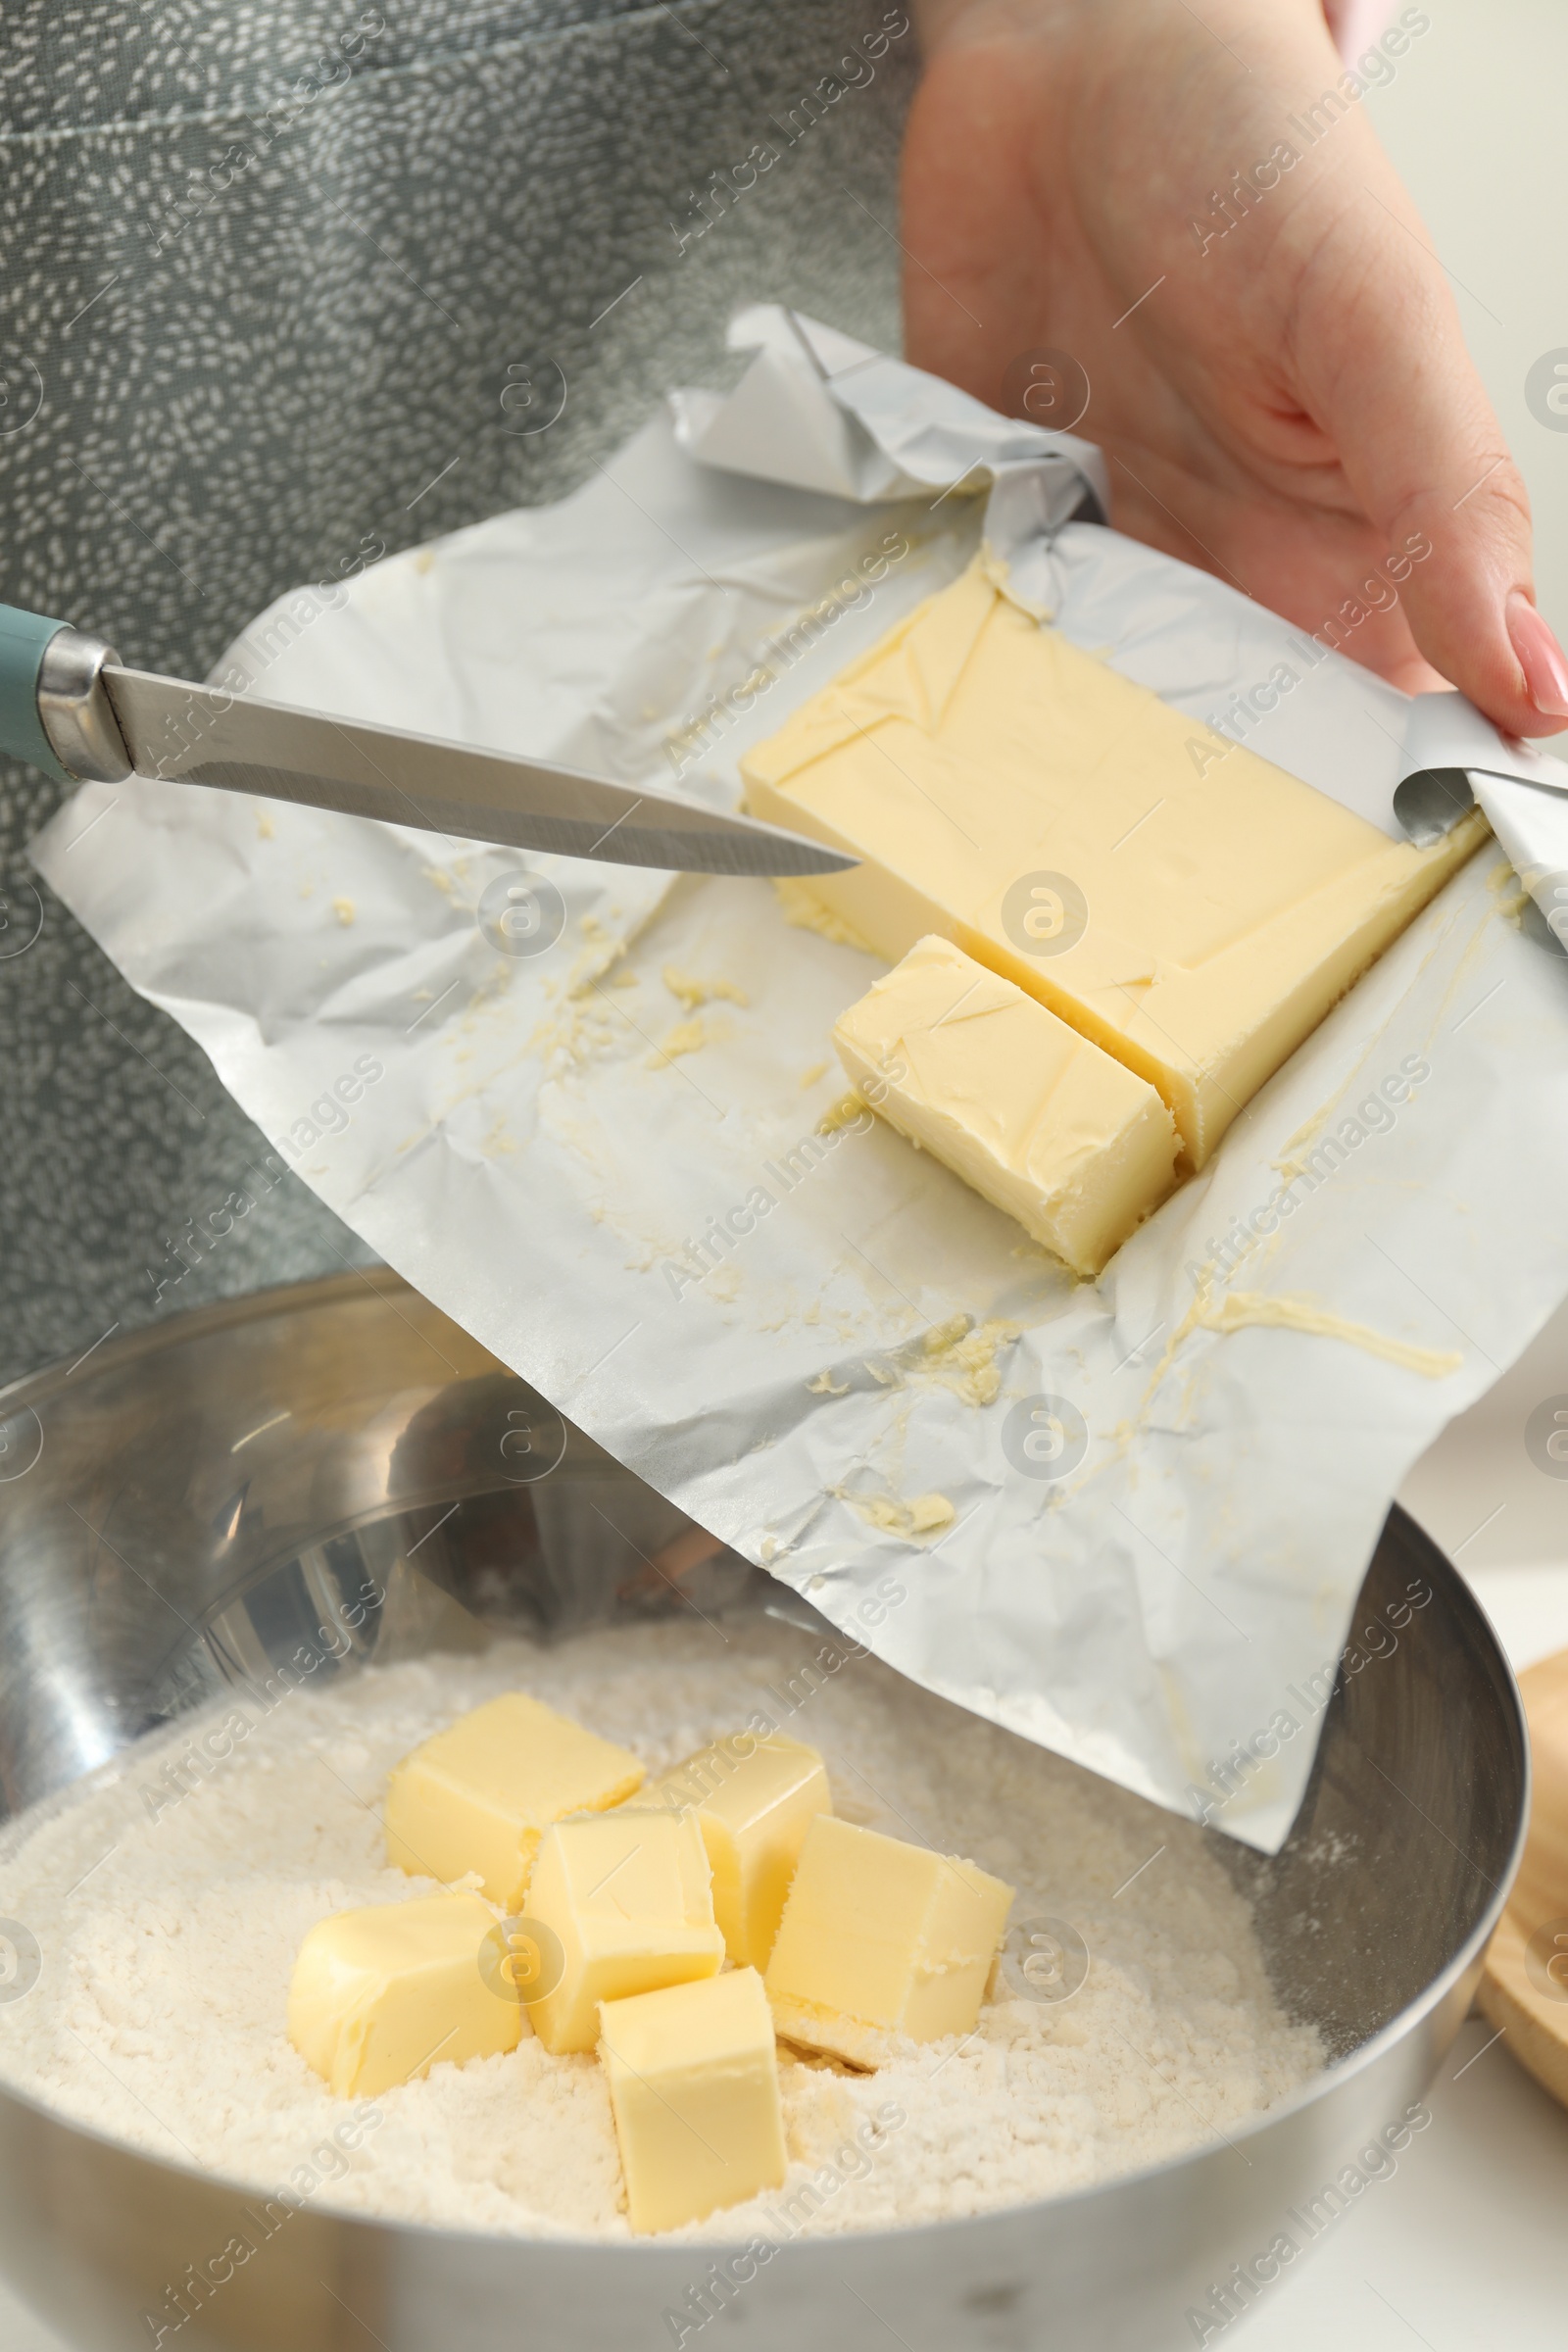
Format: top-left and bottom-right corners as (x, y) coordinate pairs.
(0, 604), (856, 879)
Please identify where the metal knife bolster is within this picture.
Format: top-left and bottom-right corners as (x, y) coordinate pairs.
(37, 628), (134, 783)
(36, 656), (853, 878)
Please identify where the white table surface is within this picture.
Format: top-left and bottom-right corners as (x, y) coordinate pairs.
(5, 0), (1566, 2341)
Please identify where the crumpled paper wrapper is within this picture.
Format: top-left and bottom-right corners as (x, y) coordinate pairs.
(33, 310), (1568, 1850)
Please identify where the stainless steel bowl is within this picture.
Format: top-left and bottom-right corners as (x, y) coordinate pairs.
(0, 1274), (1527, 2352)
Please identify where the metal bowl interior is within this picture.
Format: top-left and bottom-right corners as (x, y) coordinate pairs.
(0, 1273), (1527, 2352)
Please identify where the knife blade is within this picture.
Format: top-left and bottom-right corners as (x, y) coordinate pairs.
(99, 666), (853, 878)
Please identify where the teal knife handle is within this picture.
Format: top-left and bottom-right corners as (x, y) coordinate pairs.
(0, 603), (72, 781)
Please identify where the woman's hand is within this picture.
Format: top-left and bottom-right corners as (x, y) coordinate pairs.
(903, 0), (1568, 734)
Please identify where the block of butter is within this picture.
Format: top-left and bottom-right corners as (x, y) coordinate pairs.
(384, 1692), (644, 1910)
(744, 561), (1482, 1167)
(649, 1734), (832, 1968)
(288, 1890), (518, 2097)
(834, 934), (1178, 1276)
(764, 1815), (1013, 2067)
(526, 1808), (725, 2054)
(600, 1967), (787, 2233)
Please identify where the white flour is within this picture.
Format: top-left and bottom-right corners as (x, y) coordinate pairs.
(0, 1618), (1321, 2241)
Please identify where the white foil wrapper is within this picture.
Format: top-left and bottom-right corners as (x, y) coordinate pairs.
(33, 313), (1568, 1851)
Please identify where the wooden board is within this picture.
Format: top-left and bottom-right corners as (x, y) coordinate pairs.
(1479, 1646), (1568, 2107)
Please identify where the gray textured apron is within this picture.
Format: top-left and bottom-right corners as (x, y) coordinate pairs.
(0, 0), (916, 1381)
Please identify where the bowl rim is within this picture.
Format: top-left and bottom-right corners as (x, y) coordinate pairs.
(0, 1267), (459, 1422)
(0, 1273), (1532, 2262)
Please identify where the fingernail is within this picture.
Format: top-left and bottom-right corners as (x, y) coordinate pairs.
(1507, 592), (1568, 719)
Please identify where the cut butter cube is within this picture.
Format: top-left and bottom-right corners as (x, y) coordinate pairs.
(649, 1734), (832, 1968)
(834, 934), (1177, 1276)
(744, 561), (1482, 1168)
(527, 1808), (725, 2054)
(288, 1890), (517, 2097)
(600, 1967), (787, 2233)
(764, 1815), (1013, 2067)
(384, 1692), (644, 1909)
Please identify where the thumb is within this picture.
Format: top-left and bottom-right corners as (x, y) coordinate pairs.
(1294, 180), (1567, 737)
